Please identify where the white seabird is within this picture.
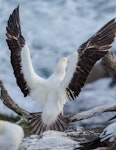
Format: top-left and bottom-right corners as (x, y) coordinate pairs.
(0, 120), (24, 150)
(6, 6), (116, 134)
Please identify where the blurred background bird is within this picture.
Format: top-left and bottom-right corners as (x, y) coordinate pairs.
(0, 120), (24, 150)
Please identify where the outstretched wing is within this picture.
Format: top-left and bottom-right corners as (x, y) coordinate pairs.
(6, 6), (41, 97)
(61, 18), (116, 100)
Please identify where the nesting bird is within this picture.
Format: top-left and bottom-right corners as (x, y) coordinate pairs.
(0, 120), (24, 150)
(6, 6), (116, 134)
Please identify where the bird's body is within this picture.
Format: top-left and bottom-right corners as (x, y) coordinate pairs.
(22, 44), (68, 126)
(6, 6), (116, 134)
(0, 120), (24, 150)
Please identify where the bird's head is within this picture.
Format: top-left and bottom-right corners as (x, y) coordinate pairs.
(56, 57), (67, 74)
(58, 57), (67, 65)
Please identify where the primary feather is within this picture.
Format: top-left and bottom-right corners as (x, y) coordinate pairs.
(6, 6), (116, 134)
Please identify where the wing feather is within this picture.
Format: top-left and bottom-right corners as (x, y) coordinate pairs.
(61, 18), (116, 100)
(6, 6), (40, 97)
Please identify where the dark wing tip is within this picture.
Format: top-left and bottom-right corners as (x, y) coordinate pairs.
(79, 18), (116, 53)
(6, 5), (25, 47)
(67, 18), (116, 100)
(6, 7), (29, 97)
(13, 5), (20, 14)
(17, 5), (20, 10)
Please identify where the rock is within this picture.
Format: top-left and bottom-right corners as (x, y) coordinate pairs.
(20, 130), (80, 150)
(19, 126), (116, 150)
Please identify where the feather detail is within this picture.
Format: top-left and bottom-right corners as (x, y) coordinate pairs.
(62, 18), (116, 100)
(6, 6), (30, 96)
(28, 113), (69, 134)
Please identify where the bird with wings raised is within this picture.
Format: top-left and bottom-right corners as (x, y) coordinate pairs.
(6, 6), (116, 134)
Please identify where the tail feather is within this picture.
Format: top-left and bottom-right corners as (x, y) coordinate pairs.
(28, 113), (69, 134)
(55, 119), (64, 131)
(35, 122), (44, 135)
(29, 116), (40, 127)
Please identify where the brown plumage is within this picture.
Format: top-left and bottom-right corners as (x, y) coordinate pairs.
(66, 18), (116, 100)
(29, 113), (69, 134)
(6, 6), (29, 97)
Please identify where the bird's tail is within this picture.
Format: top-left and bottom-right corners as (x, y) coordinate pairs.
(28, 113), (70, 135)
